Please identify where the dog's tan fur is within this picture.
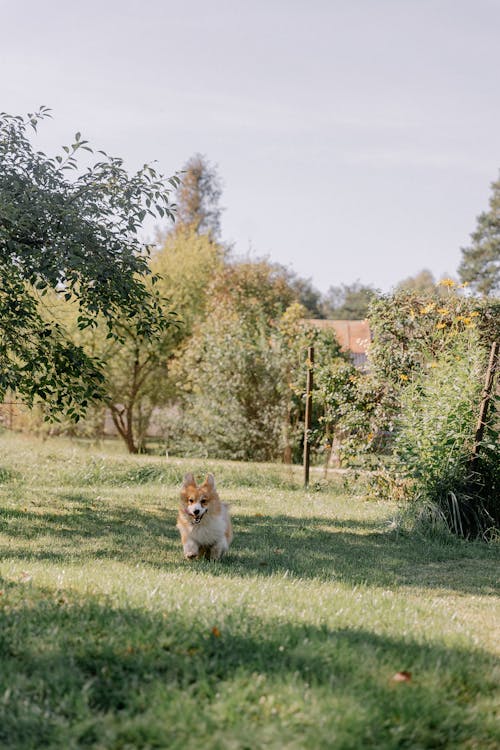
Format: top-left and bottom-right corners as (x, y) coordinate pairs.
(176, 473), (232, 560)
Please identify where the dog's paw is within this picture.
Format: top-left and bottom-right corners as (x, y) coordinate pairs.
(183, 541), (199, 559)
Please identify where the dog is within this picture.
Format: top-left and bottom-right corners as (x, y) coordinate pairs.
(177, 472), (233, 560)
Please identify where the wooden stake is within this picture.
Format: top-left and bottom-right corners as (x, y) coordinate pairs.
(470, 341), (499, 472)
(303, 345), (314, 487)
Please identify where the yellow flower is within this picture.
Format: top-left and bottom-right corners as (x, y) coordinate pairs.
(420, 303), (435, 314)
(436, 322), (447, 329)
(436, 308), (449, 315)
(399, 373), (409, 381)
(469, 311), (480, 318)
(438, 278), (456, 287)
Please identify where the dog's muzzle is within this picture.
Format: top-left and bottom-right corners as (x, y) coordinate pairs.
(190, 509), (207, 524)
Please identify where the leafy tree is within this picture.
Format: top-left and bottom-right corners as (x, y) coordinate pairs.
(172, 262), (346, 463)
(69, 227), (224, 453)
(396, 269), (441, 293)
(103, 227), (223, 453)
(207, 260), (296, 321)
(321, 281), (376, 319)
(182, 310), (285, 461)
(0, 107), (179, 420)
(90, 302), (176, 454)
(175, 153), (223, 238)
(174, 261), (298, 460)
(151, 225), (224, 335)
(274, 268), (325, 318)
(459, 174), (500, 295)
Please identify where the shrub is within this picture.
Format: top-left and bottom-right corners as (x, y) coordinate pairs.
(392, 332), (499, 539)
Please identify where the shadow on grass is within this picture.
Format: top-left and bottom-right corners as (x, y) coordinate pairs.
(1, 501), (498, 595)
(0, 580), (498, 750)
(229, 515), (500, 595)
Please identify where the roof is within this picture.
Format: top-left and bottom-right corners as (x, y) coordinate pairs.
(303, 319), (371, 355)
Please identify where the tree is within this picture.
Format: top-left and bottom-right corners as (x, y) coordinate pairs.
(459, 174), (500, 295)
(396, 269), (438, 293)
(395, 269), (458, 299)
(101, 227), (224, 453)
(175, 261), (297, 460)
(276, 268), (325, 318)
(58, 226), (224, 453)
(172, 261), (345, 462)
(0, 107), (179, 419)
(175, 153), (223, 238)
(321, 281), (376, 319)
(86, 301), (176, 454)
(151, 225), (224, 335)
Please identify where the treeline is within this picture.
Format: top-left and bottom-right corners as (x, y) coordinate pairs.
(0, 147), (376, 459)
(4, 150), (500, 473)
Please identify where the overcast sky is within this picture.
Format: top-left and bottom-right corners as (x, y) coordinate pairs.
(2, 0), (499, 293)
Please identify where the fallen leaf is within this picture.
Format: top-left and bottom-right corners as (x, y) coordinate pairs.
(392, 671), (412, 683)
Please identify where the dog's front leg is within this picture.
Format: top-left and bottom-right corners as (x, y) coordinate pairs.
(183, 539), (200, 559)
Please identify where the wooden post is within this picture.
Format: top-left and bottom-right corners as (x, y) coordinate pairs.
(303, 345), (314, 487)
(470, 341), (499, 472)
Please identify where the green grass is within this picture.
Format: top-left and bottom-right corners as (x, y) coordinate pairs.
(0, 433), (499, 749)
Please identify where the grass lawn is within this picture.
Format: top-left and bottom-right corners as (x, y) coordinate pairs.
(0, 433), (498, 749)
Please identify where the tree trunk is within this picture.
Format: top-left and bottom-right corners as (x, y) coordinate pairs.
(109, 404), (138, 454)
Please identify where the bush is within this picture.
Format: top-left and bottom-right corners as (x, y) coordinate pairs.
(392, 333), (499, 539)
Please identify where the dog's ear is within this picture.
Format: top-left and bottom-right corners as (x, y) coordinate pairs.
(205, 473), (216, 490)
(182, 472), (196, 488)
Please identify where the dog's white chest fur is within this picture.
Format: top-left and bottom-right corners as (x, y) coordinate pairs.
(186, 509), (227, 546)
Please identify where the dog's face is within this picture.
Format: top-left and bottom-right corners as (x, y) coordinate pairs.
(180, 473), (216, 524)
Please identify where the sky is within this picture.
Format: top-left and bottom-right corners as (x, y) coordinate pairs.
(2, 0), (499, 294)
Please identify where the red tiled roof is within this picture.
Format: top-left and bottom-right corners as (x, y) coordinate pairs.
(303, 319), (371, 354)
